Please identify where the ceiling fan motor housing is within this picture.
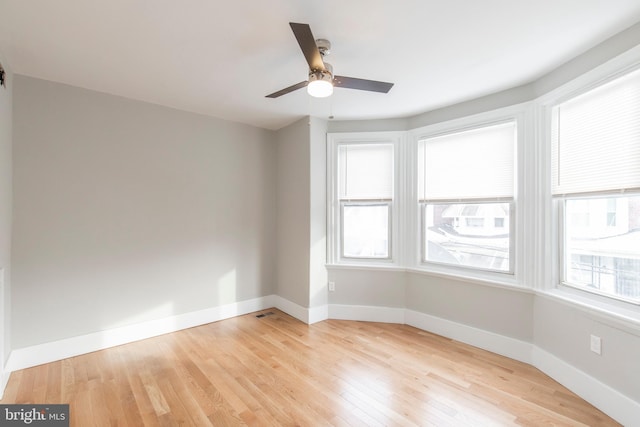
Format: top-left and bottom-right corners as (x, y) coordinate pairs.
(309, 62), (333, 82)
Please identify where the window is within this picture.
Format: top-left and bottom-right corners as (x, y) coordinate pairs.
(552, 67), (640, 303)
(418, 121), (516, 273)
(337, 143), (394, 259)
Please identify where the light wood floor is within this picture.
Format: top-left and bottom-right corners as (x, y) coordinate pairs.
(1, 309), (620, 426)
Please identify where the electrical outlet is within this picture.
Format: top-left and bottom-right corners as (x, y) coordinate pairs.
(328, 281), (335, 292)
(590, 335), (602, 355)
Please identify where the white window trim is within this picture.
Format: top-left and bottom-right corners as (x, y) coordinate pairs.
(408, 105), (529, 287)
(327, 131), (404, 267)
(537, 44), (640, 309)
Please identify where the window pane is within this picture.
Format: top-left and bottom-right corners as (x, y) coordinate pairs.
(343, 204), (390, 258)
(424, 203), (510, 271)
(565, 195), (640, 301)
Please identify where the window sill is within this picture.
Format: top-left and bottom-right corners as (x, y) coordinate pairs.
(538, 288), (640, 337)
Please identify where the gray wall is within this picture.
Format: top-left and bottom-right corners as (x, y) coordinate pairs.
(534, 295), (640, 403)
(534, 20), (640, 96)
(274, 117), (329, 311)
(328, 269), (406, 308)
(12, 76), (277, 348)
(0, 52), (12, 365)
(406, 273), (534, 341)
(328, 269), (533, 342)
(308, 117), (328, 309)
(275, 118), (311, 307)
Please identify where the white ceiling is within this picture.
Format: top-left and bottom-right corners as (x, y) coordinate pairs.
(1, 1), (640, 130)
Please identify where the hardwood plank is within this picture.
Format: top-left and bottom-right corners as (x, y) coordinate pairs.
(44, 360), (63, 402)
(0, 310), (621, 426)
(14, 364), (36, 403)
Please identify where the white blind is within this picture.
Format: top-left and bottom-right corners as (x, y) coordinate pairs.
(552, 68), (640, 196)
(418, 122), (515, 201)
(338, 143), (393, 200)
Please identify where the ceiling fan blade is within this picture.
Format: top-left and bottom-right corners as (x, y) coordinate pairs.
(289, 22), (325, 72)
(334, 76), (394, 93)
(265, 81), (308, 98)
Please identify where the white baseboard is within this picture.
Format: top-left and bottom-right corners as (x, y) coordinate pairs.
(328, 304), (406, 324)
(272, 296), (310, 323)
(309, 304), (329, 324)
(270, 296), (328, 324)
(532, 347), (639, 426)
(405, 309), (533, 364)
(6, 295), (275, 373)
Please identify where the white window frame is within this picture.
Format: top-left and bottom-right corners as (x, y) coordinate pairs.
(533, 47), (640, 310)
(541, 62), (640, 306)
(327, 132), (403, 266)
(408, 106), (528, 286)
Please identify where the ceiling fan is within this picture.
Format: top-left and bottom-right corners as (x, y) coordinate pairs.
(266, 22), (394, 98)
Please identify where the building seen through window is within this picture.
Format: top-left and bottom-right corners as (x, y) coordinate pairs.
(565, 195), (640, 300)
(424, 202), (510, 271)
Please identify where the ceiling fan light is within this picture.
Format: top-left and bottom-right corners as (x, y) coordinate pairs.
(307, 79), (333, 97)
(307, 69), (333, 98)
